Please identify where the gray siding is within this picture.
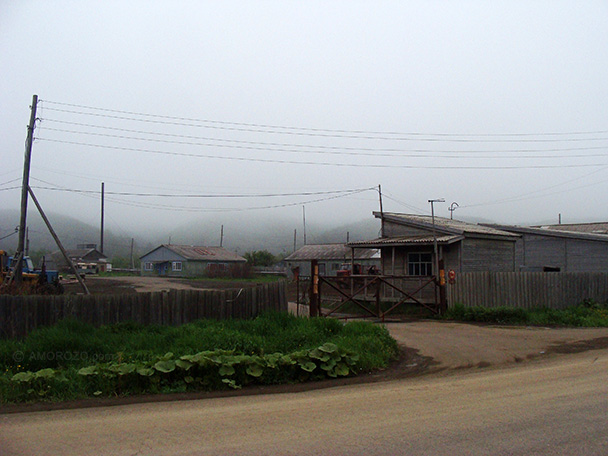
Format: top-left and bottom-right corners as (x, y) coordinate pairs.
(383, 221), (431, 237)
(461, 238), (515, 272)
(514, 234), (608, 272)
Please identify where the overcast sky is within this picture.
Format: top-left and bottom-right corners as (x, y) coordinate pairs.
(2, 1), (608, 241)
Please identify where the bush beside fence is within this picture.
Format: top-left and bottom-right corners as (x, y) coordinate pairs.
(0, 281), (287, 339)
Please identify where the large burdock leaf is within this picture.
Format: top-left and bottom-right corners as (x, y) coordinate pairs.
(175, 359), (194, 370)
(308, 349), (330, 362)
(334, 363), (350, 377)
(222, 378), (241, 389)
(137, 367), (155, 377)
(34, 368), (56, 379)
(116, 363), (136, 376)
(78, 366), (98, 376)
(219, 364), (235, 376)
(318, 343), (338, 354)
(11, 371), (35, 383)
(246, 363), (264, 378)
(299, 361), (317, 372)
(154, 359), (176, 373)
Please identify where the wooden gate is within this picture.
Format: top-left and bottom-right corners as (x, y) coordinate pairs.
(296, 260), (442, 320)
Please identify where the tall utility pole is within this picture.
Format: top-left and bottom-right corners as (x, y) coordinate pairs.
(100, 182), (105, 254)
(15, 94), (38, 284)
(302, 206), (307, 246)
(293, 229), (297, 252)
(378, 184), (385, 237)
(428, 198), (445, 278)
(220, 225), (224, 247)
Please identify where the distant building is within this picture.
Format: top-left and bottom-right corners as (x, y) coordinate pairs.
(140, 244), (246, 277)
(50, 245), (109, 273)
(284, 243), (380, 278)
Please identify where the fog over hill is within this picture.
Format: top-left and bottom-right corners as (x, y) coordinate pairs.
(0, 207), (590, 263)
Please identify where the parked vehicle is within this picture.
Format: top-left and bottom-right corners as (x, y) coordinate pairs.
(0, 250), (63, 294)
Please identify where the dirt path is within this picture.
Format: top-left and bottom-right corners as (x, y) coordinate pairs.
(2, 351), (607, 455)
(385, 320), (608, 370)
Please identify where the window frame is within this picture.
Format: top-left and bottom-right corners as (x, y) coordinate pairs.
(407, 252), (433, 276)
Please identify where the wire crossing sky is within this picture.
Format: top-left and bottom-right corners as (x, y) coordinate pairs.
(1, 1), (608, 236)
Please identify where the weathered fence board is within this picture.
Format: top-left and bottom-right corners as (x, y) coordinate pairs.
(448, 272), (608, 309)
(0, 281), (287, 339)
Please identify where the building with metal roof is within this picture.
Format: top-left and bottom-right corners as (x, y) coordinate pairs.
(140, 244), (246, 277)
(349, 212), (520, 276)
(284, 243), (380, 278)
(483, 223), (608, 272)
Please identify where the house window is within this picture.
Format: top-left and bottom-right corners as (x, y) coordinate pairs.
(408, 253), (432, 276)
(172, 261), (182, 272)
(144, 262), (153, 271)
(318, 263), (326, 275)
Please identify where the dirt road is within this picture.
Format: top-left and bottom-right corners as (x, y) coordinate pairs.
(2, 349), (607, 455)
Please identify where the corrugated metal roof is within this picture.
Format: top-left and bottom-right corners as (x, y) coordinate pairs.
(375, 212), (518, 238)
(485, 224), (608, 242)
(162, 245), (246, 262)
(348, 234), (463, 247)
(536, 222), (608, 235)
(284, 244), (379, 261)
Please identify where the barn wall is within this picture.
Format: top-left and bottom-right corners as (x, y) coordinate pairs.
(461, 238), (515, 272)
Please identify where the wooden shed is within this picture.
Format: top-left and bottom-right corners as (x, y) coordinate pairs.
(348, 212), (520, 276)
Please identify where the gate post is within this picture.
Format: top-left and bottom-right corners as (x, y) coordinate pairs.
(310, 260), (319, 317)
(438, 259), (447, 314)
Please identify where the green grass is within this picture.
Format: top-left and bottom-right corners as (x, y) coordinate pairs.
(0, 312), (399, 403)
(443, 300), (608, 327)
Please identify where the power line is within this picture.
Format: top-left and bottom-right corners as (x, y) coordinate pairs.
(34, 137), (608, 170)
(29, 181), (375, 198)
(39, 106), (608, 143)
(40, 99), (608, 138)
(38, 124), (608, 159)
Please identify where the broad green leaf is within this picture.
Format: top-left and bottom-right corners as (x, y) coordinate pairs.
(334, 363), (350, 377)
(78, 366), (98, 376)
(11, 371), (34, 383)
(154, 360), (176, 373)
(299, 361), (317, 372)
(308, 349), (330, 362)
(219, 364), (235, 376)
(175, 359), (194, 370)
(137, 367), (155, 377)
(318, 343), (338, 354)
(221, 378), (241, 389)
(34, 368), (56, 379)
(246, 364), (264, 378)
(116, 363), (136, 376)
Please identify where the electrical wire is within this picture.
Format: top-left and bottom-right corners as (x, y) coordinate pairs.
(40, 100), (608, 138)
(38, 125), (608, 159)
(33, 137), (608, 170)
(38, 119), (608, 155)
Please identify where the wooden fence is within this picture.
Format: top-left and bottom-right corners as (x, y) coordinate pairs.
(448, 272), (608, 309)
(0, 281), (287, 339)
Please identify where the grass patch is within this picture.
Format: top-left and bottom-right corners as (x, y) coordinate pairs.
(0, 312), (398, 404)
(443, 300), (608, 327)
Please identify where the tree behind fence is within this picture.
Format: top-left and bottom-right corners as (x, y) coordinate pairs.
(0, 281), (287, 339)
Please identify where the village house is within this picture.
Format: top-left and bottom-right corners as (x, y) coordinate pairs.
(50, 244), (109, 273)
(347, 212), (520, 276)
(140, 244), (246, 277)
(284, 243), (380, 279)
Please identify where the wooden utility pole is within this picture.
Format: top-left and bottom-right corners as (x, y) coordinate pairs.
(303, 206), (307, 245)
(378, 184), (385, 238)
(220, 225), (224, 247)
(293, 229), (297, 252)
(28, 186), (90, 294)
(15, 94), (38, 284)
(100, 182), (105, 254)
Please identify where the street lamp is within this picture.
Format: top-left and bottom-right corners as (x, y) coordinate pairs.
(428, 198), (445, 278)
